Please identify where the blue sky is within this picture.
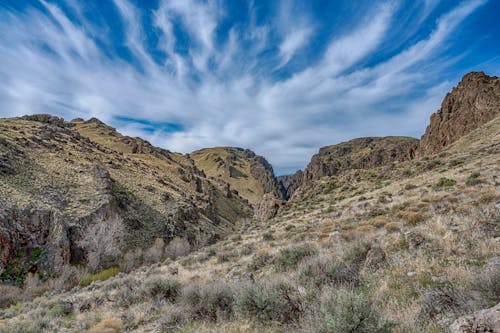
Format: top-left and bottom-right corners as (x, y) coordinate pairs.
(0, 0), (498, 175)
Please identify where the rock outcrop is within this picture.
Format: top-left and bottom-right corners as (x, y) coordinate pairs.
(0, 115), (252, 281)
(417, 72), (500, 156)
(450, 303), (500, 333)
(303, 136), (418, 182)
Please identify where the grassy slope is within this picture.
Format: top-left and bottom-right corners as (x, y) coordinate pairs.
(0, 117), (498, 333)
(190, 147), (266, 205)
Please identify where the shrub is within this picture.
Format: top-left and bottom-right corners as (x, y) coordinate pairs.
(274, 244), (318, 271)
(248, 253), (273, 271)
(47, 301), (73, 317)
(0, 320), (43, 333)
(262, 232), (275, 241)
(417, 284), (468, 323)
(144, 278), (181, 302)
(435, 178), (456, 189)
(114, 279), (144, 307)
(0, 284), (23, 308)
(297, 256), (356, 288)
(342, 241), (371, 267)
(180, 281), (234, 321)
(300, 288), (393, 333)
(465, 172), (483, 186)
(398, 211), (428, 226)
(80, 267), (119, 287)
(160, 307), (189, 332)
(165, 237), (191, 260)
(236, 280), (302, 323)
(216, 250), (237, 263)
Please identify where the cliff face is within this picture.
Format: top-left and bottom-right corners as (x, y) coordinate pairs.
(190, 147), (283, 205)
(0, 115), (252, 281)
(417, 72), (500, 156)
(303, 136), (418, 182)
(277, 170), (303, 200)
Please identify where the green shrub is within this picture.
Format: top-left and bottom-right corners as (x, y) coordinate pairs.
(435, 178), (456, 189)
(0, 320), (43, 333)
(236, 280), (302, 323)
(465, 172), (483, 186)
(248, 253), (273, 271)
(342, 241), (371, 267)
(274, 244), (318, 271)
(300, 288), (393, 333)
(180, 281), (234, 321)
(47, 301), (73, 317)
(144, 278), (181, 302)
(80, 267), (119, 286)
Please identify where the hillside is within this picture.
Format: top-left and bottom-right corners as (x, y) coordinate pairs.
(1, 113), (498, 333)
(190, 147), (282, 205)
(0, 72), (499, 333)
(0, 115), (252, 283)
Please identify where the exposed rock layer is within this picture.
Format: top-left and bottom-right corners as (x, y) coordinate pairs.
(417, 71), (500, 156)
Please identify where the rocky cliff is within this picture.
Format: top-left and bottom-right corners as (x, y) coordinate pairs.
(190, 147), (283, 205)
(0, 115), (252, 282)
(417, 71), (500, 156)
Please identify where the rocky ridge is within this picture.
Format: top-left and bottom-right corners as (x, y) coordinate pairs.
(190, 147), (283, 205)
(417, 71), (499, 156)
(0, 115), (252, 281)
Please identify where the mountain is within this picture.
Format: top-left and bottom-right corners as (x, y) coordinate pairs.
(190, 147), (283, 205)
(417, 71), (499, 156)
(279, 136), (418, 199)
(280, 72), (499, 200)
(0, 115), (252, 281)
(0, 72), (499, 333)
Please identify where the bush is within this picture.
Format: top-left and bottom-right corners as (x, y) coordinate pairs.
(236, 280), (302, 323)
(0, 320), (43, 333)
(435, 178), (456, 189)
(114, 279), (144, 307)
(160, 307), (189, 332)
(144, 278), (181, 302)
(216, 250), (237, 264)
(465, 172), (483, 186)
(417, 284), (468, 323)
(300, 288), (393, 333)
(342, 241), (371, 267)
(180, 281), (234, 321)
(248, 253), (273, 271)
(297, 256), (356, 288)
(80, 267), (120, 287)
(274, 244), (318, 271)
(262, 232), (275, 241)
(165, 237), (191, 260)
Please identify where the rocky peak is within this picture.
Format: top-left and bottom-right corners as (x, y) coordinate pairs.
(417, 71), (499, 156)
(303, 136), (418, 182)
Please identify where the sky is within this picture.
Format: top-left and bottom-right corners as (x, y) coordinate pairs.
(0, 1), (499, 175)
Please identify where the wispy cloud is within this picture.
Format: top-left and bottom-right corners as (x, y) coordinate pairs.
(0, 0), (493, 173)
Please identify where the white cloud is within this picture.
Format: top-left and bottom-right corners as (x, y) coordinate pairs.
(0, 0), (488, 174)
